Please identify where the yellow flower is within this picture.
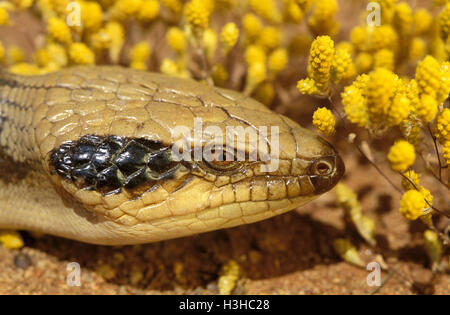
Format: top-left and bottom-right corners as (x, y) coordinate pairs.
(48, 17), (72, 44)
(167, 27), (187, 53)
(297, 78), (319, 96)
(242, 13), (262, 39)
(341, 84), (369, 128)
(306, 35), (334, 93)
(393, 2), (412, 36)
(308, 0), (339, 36)
(435, 108), (450, 142)
(418, 186), (433, 206)
(246, 62), (266, 91)
(401, 170), (419, 190)
(268, 48), (288, 75)
(161, 0), (182, 14)
(284, 0), (303, 23)
(399, 190), (427, 221)
(248, 0), (281, 23)
(89, 28), (112, 50)
(256, 26), (281, 51)
(244, 45), (266, 66)
(130, 41), (151, 64)
(313, 107), (335, 136)
(439, 3), (450, 39)
(138, 0), (159, 22)
(211, 63), (228, 87)
(355, 52), (373, 73)
(105, 21), (124, 63)
(254, 82), (275, 106)
(437, 61), (450, 104)
(386, 94), (411, 126)
(417, 94), (438, 122)
(388, 140), (415, 172)
(331, 47), (352, 83)
(413, 9), (432, 36)
(415, 55), (441, 97)
(351, 25), (397, 52)
(81, 1), (103, 31)
(7, 45), (25, 64)
(408, 37), (426, 61)
(400, 118), (421, 145)
(202, 28), (217, 59)
(69, 42), (95, 65)
(0, 230), (24, 249)
(366, 68), (397, 122)
(373, 48), (394, 71)
(184, 0), (210, 33)
(160, 58), (179, 76)
(109, 0), (143, 19)
(9, 62), (41, 75)
(130, 61), (146, 70)
(0, 6), (10, 25)
(0, 41), (4, 63)
(34, 48), (50, 67)
(220, 22), (239, 52)
(11, 0), (34, 9)
(442, 141), (450, 165)
(46, 42), (67, 67)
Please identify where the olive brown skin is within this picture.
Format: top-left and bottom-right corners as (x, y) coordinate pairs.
(0, 66), (344, 245)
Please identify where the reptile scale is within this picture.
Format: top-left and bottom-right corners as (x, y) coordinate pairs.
(0, 66), (344, 245)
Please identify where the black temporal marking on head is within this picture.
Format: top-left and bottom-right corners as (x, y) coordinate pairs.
(49, 135), (179, 194)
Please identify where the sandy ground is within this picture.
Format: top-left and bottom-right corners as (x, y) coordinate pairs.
(0, 0), (449, 295)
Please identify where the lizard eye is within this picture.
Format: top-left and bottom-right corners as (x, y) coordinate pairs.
(310, 158), (334, 176)
(204, 148), (240, 171)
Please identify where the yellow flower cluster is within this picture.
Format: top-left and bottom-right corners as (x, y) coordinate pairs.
(69, 42), (95, 65)
(268, 48), (288, 75)
(442, 141), (450, 165)
(331, 47), (354, 83)
(220, 22), (239, 52)
(393, 2), (413, 36)
(256, 26), (281, 51)
(341, 69), (414, 129)
(138, 0), (160, 22)
(129, 41), (151, 70)
(435, 108), (450, 142)
(351, 25), (398, 53)
(399, 189), (428, 221)
(387, 140), (415, 172)
(298, 36), (354, 97)
(80, 1), (103, 31)
(0, 6), (10, 25)
(184, 0), (211, 33)
(48, 17), (72, 44)
(312, 107), (335, 136)
(254, 82), (275, 106)
(308, 0), (339, 36)
(248, 0), (281, 24)
(439, 3), (450, 39)
(0, 41), (4, 63)
(401, 170), (419, 190)
(242, 13), (262, 39)
(0, 230), (24, 249)
(167, 27), (187, 54)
